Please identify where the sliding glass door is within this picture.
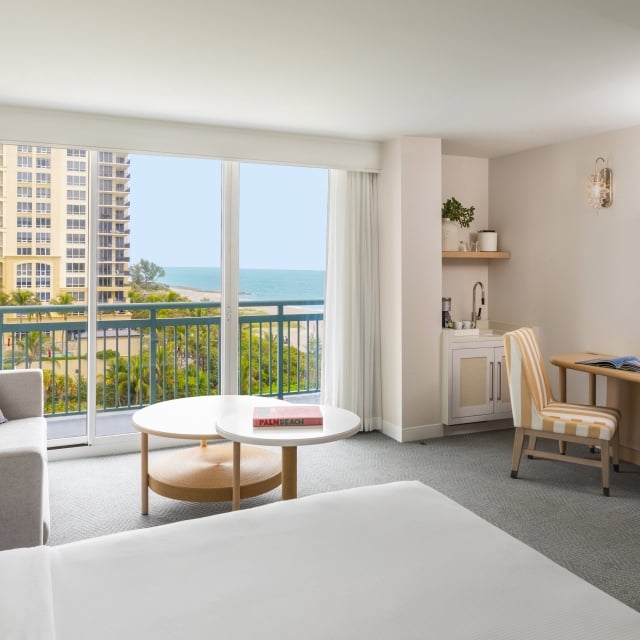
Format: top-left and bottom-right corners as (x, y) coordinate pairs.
(0, 140), (327, 448)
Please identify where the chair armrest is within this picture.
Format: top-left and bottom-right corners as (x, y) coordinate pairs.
(0, 369), (44, 420)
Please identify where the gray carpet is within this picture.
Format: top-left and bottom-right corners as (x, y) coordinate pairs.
(47, 429), (640, 611)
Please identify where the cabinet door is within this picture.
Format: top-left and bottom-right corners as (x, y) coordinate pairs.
(451, 347), (494, 418)
(493, 346), (511, 415)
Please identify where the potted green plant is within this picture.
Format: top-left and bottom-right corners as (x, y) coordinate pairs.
(442, 197), (475, 228)
(441, 197), (475, 250)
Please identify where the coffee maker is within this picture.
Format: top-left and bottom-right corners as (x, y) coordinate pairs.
(442, 297), (452, 328)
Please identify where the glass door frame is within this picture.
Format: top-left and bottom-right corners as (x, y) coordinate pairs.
(220, 161), (239, 395)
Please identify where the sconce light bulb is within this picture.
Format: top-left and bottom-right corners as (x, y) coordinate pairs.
(586, 159), (612, 209)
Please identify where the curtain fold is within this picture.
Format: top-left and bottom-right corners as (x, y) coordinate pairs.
(321, 170), (382, 431)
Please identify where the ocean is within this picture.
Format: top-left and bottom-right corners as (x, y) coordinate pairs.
(161, 266), (325, 302)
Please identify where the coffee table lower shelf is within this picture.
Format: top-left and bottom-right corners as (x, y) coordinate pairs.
(148, 442), (282, 504)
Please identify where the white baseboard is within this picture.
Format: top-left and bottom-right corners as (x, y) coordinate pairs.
(381, 421), (444, 443)
(47, 434), (195, 461)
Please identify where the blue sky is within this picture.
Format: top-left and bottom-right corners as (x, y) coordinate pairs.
(129, 155), (328, 270)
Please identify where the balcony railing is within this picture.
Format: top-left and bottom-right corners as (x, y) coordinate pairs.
(0, 299), (323, 419)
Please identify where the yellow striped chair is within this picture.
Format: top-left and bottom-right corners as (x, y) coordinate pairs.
(503, 327), (620, 496)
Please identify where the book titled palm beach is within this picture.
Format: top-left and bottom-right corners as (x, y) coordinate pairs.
(253, 405), (324, 428)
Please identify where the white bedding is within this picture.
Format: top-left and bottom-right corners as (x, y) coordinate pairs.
(1, 481), (639, 639)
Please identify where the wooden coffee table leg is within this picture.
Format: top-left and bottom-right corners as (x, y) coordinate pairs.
(232, 441), (241, 511)
(281, 446), (297, 500)
(141, 432), (149, 515)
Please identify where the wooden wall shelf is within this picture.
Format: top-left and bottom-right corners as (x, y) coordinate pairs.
(442, 251), (511, 260)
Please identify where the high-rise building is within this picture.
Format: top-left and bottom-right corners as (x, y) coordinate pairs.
(0, 144), (130, 304)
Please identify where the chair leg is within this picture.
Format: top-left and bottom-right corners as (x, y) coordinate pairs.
(613, 431), (620, 473)
(600, 440), (611, 497)
(558, 440), (566, 455)
(511, 429), (525, 479)
(527, 434), (537, 459)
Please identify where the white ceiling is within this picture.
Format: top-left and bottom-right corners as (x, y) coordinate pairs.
(3, 0), (640, 158)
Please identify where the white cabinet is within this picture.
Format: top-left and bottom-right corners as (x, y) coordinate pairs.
(442, 335), (512, 425)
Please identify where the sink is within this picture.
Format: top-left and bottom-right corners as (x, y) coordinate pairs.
(479, 329), (504, 337)
(452, 328), (479, 336)
(444, 328), (506, 340)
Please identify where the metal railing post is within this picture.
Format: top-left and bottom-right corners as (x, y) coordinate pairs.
(0, 309), (4, 370)
(277, 303), (284, 399)
(149, 307), (157, 404)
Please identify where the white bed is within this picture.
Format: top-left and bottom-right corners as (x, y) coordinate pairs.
(1, 481), (639, 639)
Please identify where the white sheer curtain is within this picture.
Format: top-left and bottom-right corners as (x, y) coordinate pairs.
(321, 170), (382, 431)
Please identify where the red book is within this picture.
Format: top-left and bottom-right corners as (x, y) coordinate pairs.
(253, 405), (324, 428)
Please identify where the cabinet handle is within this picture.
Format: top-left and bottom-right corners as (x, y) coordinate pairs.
(490, 361), (494, 401)
(497, 361), (502, 401)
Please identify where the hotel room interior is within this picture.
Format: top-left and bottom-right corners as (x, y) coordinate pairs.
(1, 1), (640, 638)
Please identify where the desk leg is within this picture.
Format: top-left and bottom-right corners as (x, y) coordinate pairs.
(281, 446), (297, 500)
(558, 366), (567, 402)
(141, 432), (149, 515)
(232, 441), (241, 511)
(588, 373), (596, 405)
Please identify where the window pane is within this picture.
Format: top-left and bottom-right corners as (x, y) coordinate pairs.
(0, 143), (96, 442)
(95, 154), (222, 436)
(238, 163), (327, 398)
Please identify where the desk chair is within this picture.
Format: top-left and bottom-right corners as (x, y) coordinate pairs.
(503, 327), (620, 496)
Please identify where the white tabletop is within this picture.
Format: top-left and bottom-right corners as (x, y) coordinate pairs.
(131, 395), (289, 439)
(216, 404), (361, 447)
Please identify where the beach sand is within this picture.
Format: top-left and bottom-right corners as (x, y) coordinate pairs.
(164, 285), (316, 351)
(166, 286), (320, 351)
(170, 285), (221, 302)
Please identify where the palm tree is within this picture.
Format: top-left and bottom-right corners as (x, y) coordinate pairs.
(52, 292), (77, 321)
(10, 290), (40, 306)
(14, 331), (54, 368)
(10, 290), (41, 322)
(104, 355), (150, 407)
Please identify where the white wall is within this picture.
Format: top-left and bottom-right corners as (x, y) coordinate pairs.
(401, 138), (443, 433)
(379, 139), (403, 431)
(490, 124), (640, 402)
(442, 155), (490, 323)
(379, 137), (442, 441)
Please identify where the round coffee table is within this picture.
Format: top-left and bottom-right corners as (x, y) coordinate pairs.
(216, 404), (361, 508)
(131, 395), (289, 514)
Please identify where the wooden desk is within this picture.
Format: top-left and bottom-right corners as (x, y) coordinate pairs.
(551, 352), (640, 465)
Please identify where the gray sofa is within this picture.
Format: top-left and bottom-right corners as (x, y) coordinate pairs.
(0, 368), (49, 551)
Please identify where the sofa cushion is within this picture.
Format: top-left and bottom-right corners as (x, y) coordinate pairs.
(0, 417), (47, 453)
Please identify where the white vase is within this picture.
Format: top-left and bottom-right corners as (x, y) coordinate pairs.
(442, 219), (459, 251)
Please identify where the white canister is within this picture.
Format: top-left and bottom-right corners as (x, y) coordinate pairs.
(478, 229), (498, 252)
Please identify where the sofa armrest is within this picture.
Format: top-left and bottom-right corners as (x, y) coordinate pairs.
(0, 369), (43, 420)
(0, 446), (47, 550)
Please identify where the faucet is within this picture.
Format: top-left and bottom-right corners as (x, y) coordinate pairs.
(472, 281), (485, 328)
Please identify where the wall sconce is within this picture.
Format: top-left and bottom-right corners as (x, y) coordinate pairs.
(587, 157), (613, 209)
